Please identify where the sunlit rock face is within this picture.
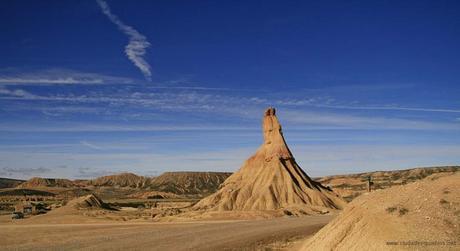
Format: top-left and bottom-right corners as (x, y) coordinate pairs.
(193, 107), (346, 211)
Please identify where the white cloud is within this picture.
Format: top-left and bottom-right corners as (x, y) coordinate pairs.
(80, 141), (104, 150)
(0, 86), (37, 98)
(0, 77), (102, 84)
(291, 144), (460, 176)
(0, 68), (133, 85)
(0, 166), (51, 177)
(1, 86), (459, 131)
(1, 144), (459, 179)
(312, 104), (460, 114)
(96, 0), (152, 80)
(0, 124), (255, 132)
(273, 96), (460, 114)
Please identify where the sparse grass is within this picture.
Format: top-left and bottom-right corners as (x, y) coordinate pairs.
(398, 207), (409, 216)
(386, 206), (408, 216)
(386, 207), (397, 213)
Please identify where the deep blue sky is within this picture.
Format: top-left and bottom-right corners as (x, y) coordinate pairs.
(0, 0), (459, 179)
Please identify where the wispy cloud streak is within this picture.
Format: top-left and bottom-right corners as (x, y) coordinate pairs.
(0, 77), (102, 84)
(312, 104), (460, 114)
(96, 0), (152, 80)
(274, 98), (460, 113)
(0, 68), (133, 85)
(80, 141), (104, 150)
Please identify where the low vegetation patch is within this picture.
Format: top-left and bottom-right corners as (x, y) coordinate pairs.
(386, 206), (397, 213)
(386, 206), (409, 216)
(398, 207), (409, 216)
(439, 199), (449, 204)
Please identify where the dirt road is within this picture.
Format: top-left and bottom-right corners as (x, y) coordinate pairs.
(0, 215), (331, 250)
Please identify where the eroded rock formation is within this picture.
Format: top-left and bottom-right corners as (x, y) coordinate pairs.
(193, 107), (346, 211)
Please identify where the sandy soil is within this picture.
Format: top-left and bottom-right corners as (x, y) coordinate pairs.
(300, 173), (460, 250)
(0, 215), (331, 251)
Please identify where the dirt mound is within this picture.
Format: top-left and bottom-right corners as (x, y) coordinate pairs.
(127, 190), (179, 199)
(150, 172), (231, 195)
(193, 108), (345, 212)
(301, 173), (460, 250)
(17, 177), (76, 188)
(316, 166), (460, 201)
(66, 194), (110, 209)
(88, 172), (151, 188)
(23, 194), (113, 224)
(0, 177), (25, 188)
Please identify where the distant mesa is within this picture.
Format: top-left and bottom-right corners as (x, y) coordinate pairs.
(86, 171), (231, 196)
(193, 107), (346, 212)
(150, 172), (232, 195)
(17, 177), (76, 188)
(0, 177), (25, 189)
(5, 171), (232, 198)
(0, 188), (56, 197)
(87, 172), (151, 188)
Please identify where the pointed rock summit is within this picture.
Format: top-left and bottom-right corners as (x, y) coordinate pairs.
(194, 107), (345, 211)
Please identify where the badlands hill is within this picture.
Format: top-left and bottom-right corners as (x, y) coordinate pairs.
(0, 177), (24, 189)
(86, 171), (231, 196)
(5, 171), (231, 197)
(66, 194), (110, 210)
(194, 108), (345, 212)
(150, 172), (232, 195)
(302, 172), (460, 250)
(87, 172), (151, 188)
(18, 177), (76, 188)
(316, 165), (460, 201)
(0, 188), (55, 197)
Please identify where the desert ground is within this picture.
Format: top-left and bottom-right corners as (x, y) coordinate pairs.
(0, 215), (331, 251)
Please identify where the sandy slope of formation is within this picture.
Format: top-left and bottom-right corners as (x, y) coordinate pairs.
(301, 172), (460, 250)
(194, 108), (345, 212)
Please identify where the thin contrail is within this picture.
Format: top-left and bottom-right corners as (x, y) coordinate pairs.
(96, 0), (152, 81)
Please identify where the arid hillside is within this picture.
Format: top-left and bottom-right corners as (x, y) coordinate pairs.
(17, 177), (76, 188)
(0, 188), (56, 197)
(87, 173), (152, 188)
(150, 172), (232, 195)
(0, 171), (231, 198)
(0, 178), (24, 189)
(316, 166), (460, 201)
(301, 172), (460, 250)
(86, 171), (231, 196)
